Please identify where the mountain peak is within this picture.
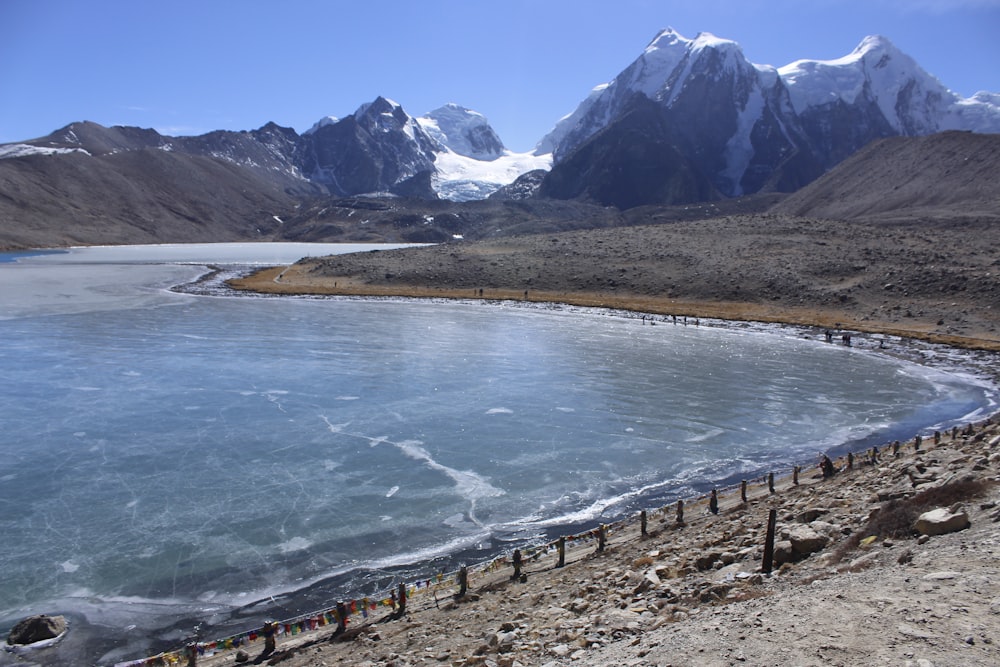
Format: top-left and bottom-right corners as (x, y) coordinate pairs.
(417, 104), (505, 160)
(851, 34), (897, 58)
(354, 96), (404, 119)
(644, 27), (687, 52)
(304, 115), (339, 135)
(778, 34), (954, 133)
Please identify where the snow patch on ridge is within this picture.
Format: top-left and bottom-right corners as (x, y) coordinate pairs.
(432, 149), (551, 201)
(722, 84), (768, 196)
(0, 143), (91, 159)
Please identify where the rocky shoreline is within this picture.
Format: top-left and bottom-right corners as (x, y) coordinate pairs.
(182, 417), (1000, 667)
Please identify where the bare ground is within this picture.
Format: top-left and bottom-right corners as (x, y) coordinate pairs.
(231, 215), (1000, 350)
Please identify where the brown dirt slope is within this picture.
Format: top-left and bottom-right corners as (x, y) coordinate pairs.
(234, 215), (1000, 349)
(771, 131), (1000, 222)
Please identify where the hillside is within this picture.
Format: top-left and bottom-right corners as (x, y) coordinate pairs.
(771, 131), (1000, 221)
(0, 148), (306, 249)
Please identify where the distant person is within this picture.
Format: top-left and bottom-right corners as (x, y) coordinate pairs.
(709, 488), (719, 515)
(511, 548), (523, 580)
(820, 454), (835, 479)
(261, 620), (277, 654)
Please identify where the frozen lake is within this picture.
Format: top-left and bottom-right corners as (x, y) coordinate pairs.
(0, 243), (996, 665)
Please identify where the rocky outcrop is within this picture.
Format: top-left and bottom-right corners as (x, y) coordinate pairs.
(6, 614), (67, 646)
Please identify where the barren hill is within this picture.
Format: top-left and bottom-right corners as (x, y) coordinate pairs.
(771, 131), (1000, 221)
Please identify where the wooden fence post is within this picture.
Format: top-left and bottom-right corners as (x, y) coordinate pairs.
(793, 466), (800, 485)
(676, 499), (684, 525)
(762, 508), (778, 574)
(556, 536), (566, 568)
(740, 480), (747, 503)
(709, 489), (719, 515)
(455, 566), (468, 599)
(597, 524), (606, 552)
(768, 472), (775, 494)
(640, 510), (647, 536)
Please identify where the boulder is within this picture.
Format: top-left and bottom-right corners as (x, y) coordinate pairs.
(914, 507), (970, 536)
(7, 614), (67, 646)
(633, 568), (661, 594)
(694, 551), (721, 571)
(773, 539), (794, 565)
(797, 507), (827, 523)
(787, 525), (829, 556)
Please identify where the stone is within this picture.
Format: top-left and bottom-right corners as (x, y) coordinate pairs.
(898, 624), (937, 640)
(787, 525), (829, 556)
(549, 643), (571, 657)
(633, 569), (661, 594)
(797, 508), (827, 523)
(848, 552), (880, 571)
(773, 540), (794, 565)
(6, 614), (67, 646)
(235, 649), (251, 662)
(695, 552), (721, 571)
(914, 508), (970, 536)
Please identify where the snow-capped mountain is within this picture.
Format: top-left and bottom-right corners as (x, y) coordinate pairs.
(410, 103), (548, 200)
(301, 96), (441, 197)
(417, 103), (505, 160)
(298, 98), (547, 200)
(537, 28), (1000, 201)
(5, 28), (998, 212)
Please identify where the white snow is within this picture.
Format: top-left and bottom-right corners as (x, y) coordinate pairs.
(777, 34), (960, 134)
(721, 83), (767, 196)
(0, 143), (91, 159)
(417, 103), (504, 160)
(432, 149), (551, 201)
(303, 115), (339, 134)
(541, 27), (1000, 170)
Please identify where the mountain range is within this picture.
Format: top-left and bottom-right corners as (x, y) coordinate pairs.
(1, 28), (998, 248)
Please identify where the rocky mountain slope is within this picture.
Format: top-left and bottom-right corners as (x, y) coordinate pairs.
(770, 130), (1000, 221)
(536, 29), (1000, 209)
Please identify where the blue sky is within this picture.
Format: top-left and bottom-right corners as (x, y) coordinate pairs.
(1, 0), (998, 151)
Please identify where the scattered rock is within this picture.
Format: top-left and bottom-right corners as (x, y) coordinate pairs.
(914, 508), (970, 536)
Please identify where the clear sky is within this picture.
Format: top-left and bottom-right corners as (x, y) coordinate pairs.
(1, 0), (998, 152)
